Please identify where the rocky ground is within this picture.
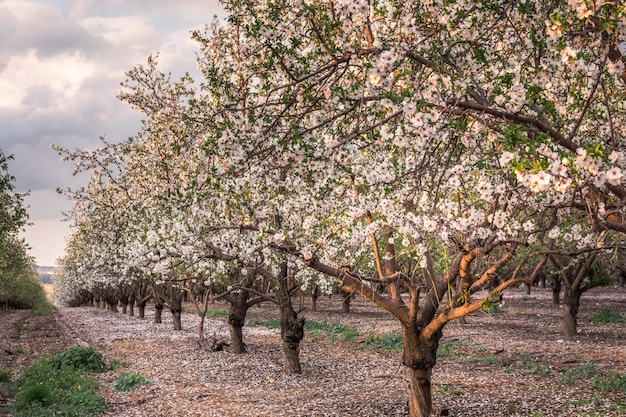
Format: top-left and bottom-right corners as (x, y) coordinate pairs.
(1, 286), (625, 417)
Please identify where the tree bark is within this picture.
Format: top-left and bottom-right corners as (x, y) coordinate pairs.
(276, 262), (305, 374)
(137, 302), (146, 319)
(171, 308), (182, 331)
(402, 324), (442, 417)
(311, 285), (319, 312)
(340, 289), (352, 314)
(562, 288), (581, 337)
(228, 301), (249, 354)
(154, 302), (163, 323)
(551, 277), (561, 305)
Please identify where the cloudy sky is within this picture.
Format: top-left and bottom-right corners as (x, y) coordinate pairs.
(1, 0), (224, 266)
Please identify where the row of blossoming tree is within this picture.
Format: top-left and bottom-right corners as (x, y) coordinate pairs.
(53, 1), (626, 416)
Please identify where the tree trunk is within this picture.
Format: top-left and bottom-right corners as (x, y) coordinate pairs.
(524, 283), (531, 295)
(197, 314), (206, 340)
(276, 262), (305, 374)
(171, 308), (182, 331)
(402, 324), (442, 417)
(408, 368), (433, 417)
(228, 301), (249, 354)
(562, 288), (581, 337)
(154, 302), (163, 323)
(340, 289), (352, 314)
(551, 277), (561, 305)
(311, 285), (319, 312)
(137, 302), (146, 319)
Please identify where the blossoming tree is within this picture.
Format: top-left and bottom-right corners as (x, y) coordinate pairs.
(54, 0), (626, 416)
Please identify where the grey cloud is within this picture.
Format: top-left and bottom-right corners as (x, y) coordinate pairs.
(0, 2), (106, 62)
(22, 84), (60, 109)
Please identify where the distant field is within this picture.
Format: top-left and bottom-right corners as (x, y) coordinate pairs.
(43, 284), (54, 300)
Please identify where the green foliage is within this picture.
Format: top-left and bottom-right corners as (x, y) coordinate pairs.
(560, 363), (626, 392)
(108, 359), (130, 371)
(504, 352), (552, 378)
(47, 345), (108, 374)
(205, 309), (229, 317)
(364, 330), (404, 352)
(591, 308), (626, 324)
(589, 372), (626, 392)
(114, 372), (152, 392)
(5, 346), (108, 417)
(438, 383), (463, 396)
(437, 340), (464, 357)
(304, 319), (360, 341)
(260, 318), (281, 329)
(246, 314), (262, 326)
(559, 363), (601, 384)
(0, 369), (11, 383)
(589, 262), (613, 286)
(468, 354), (500, 365)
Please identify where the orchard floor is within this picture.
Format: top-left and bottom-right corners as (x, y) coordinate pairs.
(1, 286), (625, 417)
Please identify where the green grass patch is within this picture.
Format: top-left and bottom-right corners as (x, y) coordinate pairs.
(0, 369), (11, 383)
(364, 330), (404, 352)
(261, 318), (281, 329)
(246, 314), (262, 326)
(559, 363), (601, 384)
(437, 340), (464, 357)
(114, 372), (152, 392)
(33, 301), (55, 316)
(205, 309), (229, 318)
(304, 319), (360, 341)
(591, 308), (626, 324)
(438, 383), (463, 396)
(4, 345), (109, 417)
(504, 352), (552, 378)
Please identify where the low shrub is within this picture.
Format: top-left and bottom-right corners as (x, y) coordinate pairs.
(4, 346), (109, 417)
(114, 372), (152, 392)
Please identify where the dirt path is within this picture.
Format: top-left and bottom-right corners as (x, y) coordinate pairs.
(1, 287), (625, 416)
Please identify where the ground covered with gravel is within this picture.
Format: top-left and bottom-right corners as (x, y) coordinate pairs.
(1, 286), (625, 416)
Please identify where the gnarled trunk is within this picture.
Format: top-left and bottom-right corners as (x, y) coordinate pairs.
(276, 262), (304, 374)
(280, 307), (304, 374)
(228, 301), (249, 353)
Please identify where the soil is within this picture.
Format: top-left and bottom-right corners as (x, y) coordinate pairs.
(0, 286), (625, 417)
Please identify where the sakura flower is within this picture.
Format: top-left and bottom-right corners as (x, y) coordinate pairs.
(576, 3), (594, 19)
(561, 46), (577, 62)
(609, 151), (624, 164)
(545, 19), (563, 40)
(548, 227), (560, 239)
(606, 167), (623, 186)
(498, 151), (515, 166)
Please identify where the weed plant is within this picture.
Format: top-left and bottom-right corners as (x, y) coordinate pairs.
(3, 346), (109, 417)
(364, 330), (404, 352)
(114, 372), (152, 392)
(591, 308), (626, 324)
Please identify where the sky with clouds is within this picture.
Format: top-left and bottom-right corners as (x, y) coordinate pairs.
(1, 0), (224, 266)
